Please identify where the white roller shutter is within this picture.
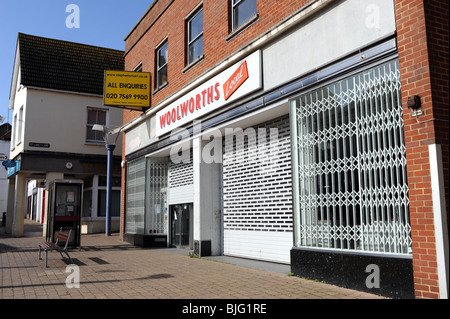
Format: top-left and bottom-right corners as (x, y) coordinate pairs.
(223, 115), (293, 263)
(168, 151), (194, 205)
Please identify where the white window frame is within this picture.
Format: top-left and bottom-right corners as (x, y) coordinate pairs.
(11, 113), (17, 148)
(186, 6), (204, 66)
(156, 40), (168, 90)
(86, 107), (109, 144)
(82, 175), (121, 219)
(17, 106), (24, 146)
(134, 62), (143, 73)
(231, 0), (257, 31)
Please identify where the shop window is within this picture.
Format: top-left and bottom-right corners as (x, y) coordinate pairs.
(156, 41), (168, 90)
(82, 189), (92, 217)
(97, 175), (121, 217)
(86, 108), (107, 144)
(291, 60), (411, 255)
(98, 190), (121, 217)
(126, 157), (146, 234)
(186, 7), (204, 66)
(231, 0), (257, 31)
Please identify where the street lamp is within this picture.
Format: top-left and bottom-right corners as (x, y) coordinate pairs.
(92, 124), (121, 236)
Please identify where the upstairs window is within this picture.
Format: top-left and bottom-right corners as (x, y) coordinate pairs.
(187, 7), (204, 65)
(12, 114), (17, 147)
(134, 63), (143, 72)
(156, 41), (168, 90)
(86, 108), (107, 144)
(232, 0), (257, 31)
(17, 106), (23, 144)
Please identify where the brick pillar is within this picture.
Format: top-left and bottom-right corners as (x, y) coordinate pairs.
(395, 0), (449, 299)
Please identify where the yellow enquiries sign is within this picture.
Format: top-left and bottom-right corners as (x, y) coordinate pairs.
(103, 70), (151, 111)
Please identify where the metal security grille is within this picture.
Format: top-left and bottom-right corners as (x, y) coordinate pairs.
(126, 157), (146, 234)
(146, 158), (168, 234)
(291, 60), (412, 254)
(223, 115), (293, 232)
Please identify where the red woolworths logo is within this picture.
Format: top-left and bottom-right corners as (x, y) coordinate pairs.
(223, 60), (249, 101)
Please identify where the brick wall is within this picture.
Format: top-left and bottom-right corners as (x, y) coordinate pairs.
(395, 0), (449, 299)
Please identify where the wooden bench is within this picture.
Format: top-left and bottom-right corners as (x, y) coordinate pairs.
(38, 228), (73, 268)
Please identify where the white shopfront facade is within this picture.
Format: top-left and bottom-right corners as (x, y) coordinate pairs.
(123, 0), (414, 293)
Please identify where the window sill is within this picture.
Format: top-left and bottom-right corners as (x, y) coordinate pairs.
(85, 141), (105, 146)
(182, 54), (205, 74)
(226, 14), (259, 42)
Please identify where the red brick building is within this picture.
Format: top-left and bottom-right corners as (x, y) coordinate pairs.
(120, 0), (448, 299)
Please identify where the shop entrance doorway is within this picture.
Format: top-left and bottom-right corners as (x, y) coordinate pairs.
(170, 203), (193, 249)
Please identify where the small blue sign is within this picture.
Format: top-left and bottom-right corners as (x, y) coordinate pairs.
(2, 160), (16, 168)
(6, 159), (20, 178)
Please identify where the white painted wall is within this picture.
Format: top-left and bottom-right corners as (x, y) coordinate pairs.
(9, 82), (27, 157)
(125, 116), (155, 155)
(262, 0), (396, 90)
(10, 88), (122, 159)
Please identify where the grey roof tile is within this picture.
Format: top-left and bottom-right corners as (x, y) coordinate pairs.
(18, 33), (124, 95)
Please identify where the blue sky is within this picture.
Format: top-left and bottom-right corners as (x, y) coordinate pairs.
(0, 0), (152, 124)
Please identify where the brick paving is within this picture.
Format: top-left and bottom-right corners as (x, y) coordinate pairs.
(1, 219), (386, 301)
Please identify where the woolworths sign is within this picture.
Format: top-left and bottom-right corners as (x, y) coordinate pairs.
(155, 50), (261, 137)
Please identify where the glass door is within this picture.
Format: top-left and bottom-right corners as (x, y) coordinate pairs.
(170, 203), (192, 249)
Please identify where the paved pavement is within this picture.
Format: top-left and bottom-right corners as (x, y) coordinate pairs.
(1, 219), (385, 304)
